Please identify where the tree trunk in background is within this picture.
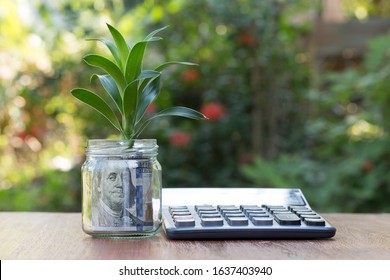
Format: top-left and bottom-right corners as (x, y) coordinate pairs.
(251, 59), (264, 157)
(250, 4), (281, 160)
(267, 73), (279, 159)
(266, 7), (281, 160)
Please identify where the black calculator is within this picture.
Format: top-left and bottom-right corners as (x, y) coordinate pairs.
(162, 188), (336, 239)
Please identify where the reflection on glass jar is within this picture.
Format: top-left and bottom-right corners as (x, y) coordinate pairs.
(81, 139), (162, 237)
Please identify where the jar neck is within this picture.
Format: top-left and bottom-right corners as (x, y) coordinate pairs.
(86, 139), (158, 157)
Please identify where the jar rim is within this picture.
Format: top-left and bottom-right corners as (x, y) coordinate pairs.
(87, 139), (156, 144)
(85, 139), (158, 156)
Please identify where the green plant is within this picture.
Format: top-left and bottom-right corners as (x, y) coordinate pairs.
(70, 24), (206, 140)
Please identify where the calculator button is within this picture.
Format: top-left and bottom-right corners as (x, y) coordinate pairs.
(271, 209), (291, 214)
(288, 206), (309, 211)
(300, 214), (322, 220)
(173, 214), (193, 220)
(291, 209), (313, 214)
(273, 213), (301, 226)
(251, 217), (273, 226)
(169, 206), (188, 210)
(217, 205), (237, 211)
(219, 206), (240, 210)
(198, 210), (219, 215)
(195, 205), (215, 211)
(263, 205), (286, 211)
(295, 211), (317, 217)
(169, 208), (189, 214)
(224, 213), (246, 218)
(247, 213), (270, 219)
(201, 217), (224, 227)
(240, 205), (260, 211)
(221, 210), (242, 217)
(243, 209), (267, 215)
(200, 213), (222, 219)
(171, 211), (191, 216)
(226, 217), (249, 226)
(304, 218), (326, 226)
(174, 218), (196, 227)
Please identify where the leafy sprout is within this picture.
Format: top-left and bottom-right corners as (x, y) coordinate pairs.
(71, 24), (206, 140)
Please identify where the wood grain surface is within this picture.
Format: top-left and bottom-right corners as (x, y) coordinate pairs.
(1, 212), (389, 260)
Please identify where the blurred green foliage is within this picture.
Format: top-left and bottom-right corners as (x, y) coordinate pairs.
(1, 0), (390, 212)
(242, 31), (390, 212)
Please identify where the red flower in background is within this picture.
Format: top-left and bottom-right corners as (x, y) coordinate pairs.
(361, 161), (374, 172)
(200, 103), (226, 121)
(169, 131), (191, 148)
(238, 32), (257, 47)
(146, 103), (157, 114)
(181, 69), (199, 82)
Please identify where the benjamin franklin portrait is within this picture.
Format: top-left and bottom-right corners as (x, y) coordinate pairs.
(92, 159), (136, 227)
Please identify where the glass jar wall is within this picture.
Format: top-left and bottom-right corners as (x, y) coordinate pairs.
(81, 139), (162, 237)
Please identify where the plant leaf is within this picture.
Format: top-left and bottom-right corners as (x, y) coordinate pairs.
(139, 61), (198, 92)
(147, 37), (163, 41)
(87, 38), (122, 70)
(137, 62), (197, 95)
(154, 61), (198, 72)
(155, 106), (207, 120)
(144, 26), (169, 40)
(121, 71), (161, 138)
(92, 74), (123, 114)
(83, 54), (126, 95)
(137, 70), (161, 80)
(135, 76), (161, 124)
(124, 37), (162, 83)
(138, 70), (161, 93)
(106, 24), (129, 71)
(124, 42), (146, 83)
(134, 106), (207, 137)
(137, 62), (197, 94)
(71, 88), (124, 135)
(122, 81), (138, 137)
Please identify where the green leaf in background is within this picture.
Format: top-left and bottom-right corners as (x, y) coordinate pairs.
(83, 54), (126, 94)
(71, 88), (124, 135)
(241, 157), (291, 188)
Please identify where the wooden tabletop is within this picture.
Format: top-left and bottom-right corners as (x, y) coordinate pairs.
(1, 188), (390, 260)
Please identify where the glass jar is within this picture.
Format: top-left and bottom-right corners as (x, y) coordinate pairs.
(81, 139), (162, 237)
